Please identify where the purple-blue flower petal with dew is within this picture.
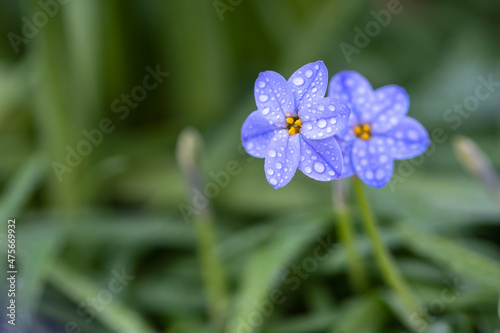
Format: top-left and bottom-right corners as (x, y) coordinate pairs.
(288, 61), (328, 108)
(241, 110), (280, 158)
(371, 85), (410, 134)
(352, 137), (394, 188)
(334, 111), (359, 143)
(298, 97), (350, 140)
(328, 70), (374, 121)
(335, 138), (355, 179)
(255, 71), (296, 122)
(298, 136), (343, 181)
(387, 117), (430, 160)
(264, 130), (300, 189)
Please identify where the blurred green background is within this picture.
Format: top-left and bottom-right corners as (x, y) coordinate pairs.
(0, 0), (500, 332)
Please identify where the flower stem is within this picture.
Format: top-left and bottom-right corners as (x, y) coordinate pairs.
(352, 177), (420, 315)
(332, 180), (368, 292)
(177, 128), (228, 331)
(194, 214), (228, 331)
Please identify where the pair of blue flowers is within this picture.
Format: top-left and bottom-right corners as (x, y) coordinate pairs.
(241, 61), (430, 189)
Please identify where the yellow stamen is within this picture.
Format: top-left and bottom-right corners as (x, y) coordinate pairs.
(289, 127), (297, 136)
(286, 117), (295, 125)
(354, 126), (362, 136)
(294, 119), (302, 127)
(354, 123), (372, 140)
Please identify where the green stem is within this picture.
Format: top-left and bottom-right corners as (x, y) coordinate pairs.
(176, 128), (228, 331)
(352, 177), (420, 315)
(194, 214), (228, 331)
(333, 180), (368, 292)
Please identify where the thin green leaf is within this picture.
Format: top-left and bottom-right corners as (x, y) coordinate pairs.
(47, 261), (156, 333)
(399, 225), (500, 290)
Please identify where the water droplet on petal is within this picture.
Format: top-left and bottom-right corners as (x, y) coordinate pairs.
(268, 149), (276, 157)
(275, 162), (282, 169)
(258, 81), (266, 88)
(313, 162), (325, 173)
(259, 94), (269, 102)
(267, 168), (274, 175)
(304, 166), (312, 174)
(262, 107), (270, 115)
(293, 77), (305, 86)
(305, 69), (313, 78)
(376, 169), (385, 180)
(317, 119), (327, 128)
(270, 178), (278, 185)
(408, 130), (419, 140)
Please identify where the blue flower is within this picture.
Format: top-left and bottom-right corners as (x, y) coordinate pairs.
(241, 61), (351, 189)
(328, 71), (430, 188)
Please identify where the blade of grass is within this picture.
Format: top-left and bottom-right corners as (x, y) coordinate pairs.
(0, 151), (48, 226)
(399, 224), (500, 290)
(47, 260), (156, 333)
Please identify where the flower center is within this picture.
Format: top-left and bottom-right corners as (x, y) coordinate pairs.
(286, 117), (302, 136)
(354, 123), (371, 140)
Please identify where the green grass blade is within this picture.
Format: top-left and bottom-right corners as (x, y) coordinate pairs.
(48, 261), (156, 333)
(399, 225), (500, 290)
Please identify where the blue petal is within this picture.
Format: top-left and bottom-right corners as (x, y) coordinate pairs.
(264, 130), (300, 189)
(352, 138), (394, 188)
(255, 71), (296, 123)
(241, 110), (280, 158)
(298, 136), (343, 181)
(328, 71), (374, 121)
(298, 97), (350, 140)
(334, 111), (359, 143)
(371, 85), (409, 133)
(336, 138), (355, 179)
(386, 117), (430, 160)
(288, 61), (328, 108)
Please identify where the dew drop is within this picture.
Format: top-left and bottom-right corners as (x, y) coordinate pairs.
(275, 162), (282, 169)
(304, 166), (312, 174)
(259, 94), (269, 102)
(269, 178), (278, 185)
(313, 162), (325, 173)
(317, 119), (327, 128)
(305, 69), (313, 78)
(293, 77), (305, 86)
(258, 81), (266, 88)
(268, 149), (276, 157)
(408, 130), (419, 140)
(262, 107), (270, 115)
